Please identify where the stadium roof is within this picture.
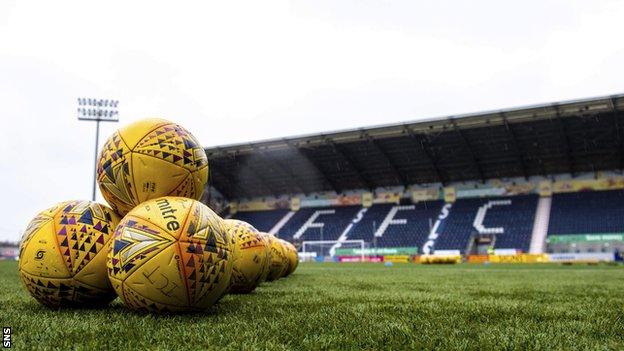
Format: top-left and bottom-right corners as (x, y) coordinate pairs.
(205, 94), (624, 200)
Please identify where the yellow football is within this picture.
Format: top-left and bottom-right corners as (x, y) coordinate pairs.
(18, 200), (120, 308)
(257, 232), (273, 283)
(224, 219), (270, 294)
(279, 239), (299, 277)
(107, 197), (234, 313)
(97, 118), (208, 215)
(265, 234), (288, 281)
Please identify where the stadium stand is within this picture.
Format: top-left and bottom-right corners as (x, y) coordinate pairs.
(223, 189), (624, 255)
(346, 204), (394, 243)
(435, 195), (537, 252)
(204, 94), (624, 255)
(232, 209), (290, 232)
(232, 195), (537, 253)
(548, 190), (624, 236)
(276, 205), (362, 242)
(380, 202), (441, 248)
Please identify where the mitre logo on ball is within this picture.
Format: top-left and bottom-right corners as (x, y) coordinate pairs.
(155, 197), (181, 231)
(96, 118), (209, 215)
(107, 197), (236, 313)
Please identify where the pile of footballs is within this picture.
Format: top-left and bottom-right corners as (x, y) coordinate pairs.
(18, 118), (298, 313)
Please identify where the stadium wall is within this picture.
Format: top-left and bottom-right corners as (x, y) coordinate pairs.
(223, 172), (624, 257)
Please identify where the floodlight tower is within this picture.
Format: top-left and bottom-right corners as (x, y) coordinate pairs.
(77, 98), (119, 201)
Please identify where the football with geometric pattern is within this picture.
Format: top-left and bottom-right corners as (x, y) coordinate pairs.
(18, 200), (120, 308)
(107, 197), (235, 313)
(257, 232), (273, 282)
(224, 219), (270, 294)
(279, 239), (299, 278)
(265, 234), (289, 282)
(96, 118), (208, 216)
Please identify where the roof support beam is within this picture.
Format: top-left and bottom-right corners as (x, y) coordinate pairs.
(251, 145), (307, 195)
(501, 113), (529, 180)
(362, 132), (408, 187)
(209, 161), (249, 199)
(244, 160), (282, 197)
(554, 105), (575, 176)
(609, 97), (623, 170)
(325, 138), (374, 191)
(404, 125), (445, 185)
(289, 141), (341, 194)
(519, 126), (548, 177)
(450, 118), (485, 183)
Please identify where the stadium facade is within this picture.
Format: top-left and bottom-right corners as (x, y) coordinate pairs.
(203, 94), (624, 261)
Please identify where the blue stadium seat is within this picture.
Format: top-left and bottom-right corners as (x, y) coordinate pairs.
(277, 205), (363, 242)
(548, 190), (624, 236)
(435, 195), (538, 253)
(233, 193), (546, 253)
(346, 202), (443, 248)
(232, 209), (290, 232)
(348, 204), (394, 243)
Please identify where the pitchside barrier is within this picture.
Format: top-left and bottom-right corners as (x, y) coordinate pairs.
(467, 253), (614, 263)
(334, 246), (418, 263)
(301, 240), (366, 262)
(547, 252), (614, 263)
(332, 253), (618, 263)
(333, 247), (418, 256)
(338, 256), (383, 263)
(336, 255), (409, 263)
(384, 255), (410, 263)
(467, 255), (489, 263)
(313, 244), (617, 264)
(488, 254), (549, 263)
(419, 254), (462, 264)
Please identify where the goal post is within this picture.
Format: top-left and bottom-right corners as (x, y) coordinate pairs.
(301, 240), (366, 262)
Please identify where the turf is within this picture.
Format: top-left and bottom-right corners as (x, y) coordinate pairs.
(1, 261), (624, 350)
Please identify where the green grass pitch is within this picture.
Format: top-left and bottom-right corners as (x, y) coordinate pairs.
(1, 261), (624, 350)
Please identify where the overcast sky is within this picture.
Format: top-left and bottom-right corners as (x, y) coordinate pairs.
(1, 0), (623, 242)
